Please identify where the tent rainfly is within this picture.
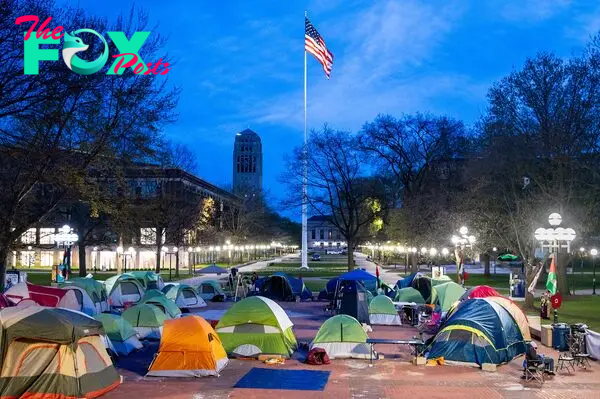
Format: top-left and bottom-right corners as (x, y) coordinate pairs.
(95, 313), (143, 356)
(147, 315), (228, 377)
(162, 284), (207, 310)
(122, 303), (169, 340)
(369, 295), (401, 325)
(310, 314), (372, 359)
(215, 296), (297, 358)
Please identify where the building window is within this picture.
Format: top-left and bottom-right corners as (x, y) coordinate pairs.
(311, 229), (316, 240)
(20, 228), (36, 244)
(40, 251), (53, 266)
(140, 228), (159, 245)
(319, 229), (324, 240)
(328, 230), (332, 240)
(335, 230), (341, 240)
(39, 228), (55, 244)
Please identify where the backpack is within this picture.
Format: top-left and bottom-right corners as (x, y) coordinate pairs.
(306, 347), (330, 365)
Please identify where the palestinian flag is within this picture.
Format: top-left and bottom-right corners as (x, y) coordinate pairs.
(546, 255), (558, 295)
(376, 265), (380, 289)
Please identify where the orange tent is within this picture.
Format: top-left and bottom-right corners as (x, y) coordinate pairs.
(147, 315), (228, 377)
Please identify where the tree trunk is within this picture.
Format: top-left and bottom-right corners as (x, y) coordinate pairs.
(347, 239), (354, 271)
(556, 252), (570, 295)
(409, 253), (417, 274)
(483, 253), (490, 277)
(0, 246), (9, 291)
(78, 243), (87, 277)
(175, 251), (180, 277)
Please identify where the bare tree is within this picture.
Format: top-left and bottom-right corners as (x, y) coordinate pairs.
(0, 3), (179, 288)
(283, 127), (385, 270)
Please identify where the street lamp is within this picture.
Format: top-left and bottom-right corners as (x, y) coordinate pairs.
(591, 248), (598, 295)
(451, 225), (475, 285)
(54, 224), (78, 278)
(534, 213), (576, 300)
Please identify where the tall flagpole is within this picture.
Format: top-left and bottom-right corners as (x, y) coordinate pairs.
(301, 10), (308, 269)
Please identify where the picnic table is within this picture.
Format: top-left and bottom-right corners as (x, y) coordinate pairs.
(366, 338), (425, 365)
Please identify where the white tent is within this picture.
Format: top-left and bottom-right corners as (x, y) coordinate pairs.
(162, 284), (207, 310)
(62, 286), (99, 316)
(310, 315), (372, 359)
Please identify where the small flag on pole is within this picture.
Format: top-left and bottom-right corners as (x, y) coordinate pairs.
(305, 17), (334, 78)
(376, 265), (380, 288)
(546, 255), (558, 295)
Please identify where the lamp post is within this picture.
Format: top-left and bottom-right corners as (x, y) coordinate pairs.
(451, 226), (475, 286)
(534, 213), (576, 294)
(54, 224), (78, 279)
(161, 246), (177, 281)
(117, 246), (135, 273)
(591, 248), (598, 295)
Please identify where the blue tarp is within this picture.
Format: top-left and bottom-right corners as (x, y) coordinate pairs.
(234, 368), (330, 391)
(427, 298), (526, 365)
(196, 264), (228, 274)
(395, 272), (421, 290)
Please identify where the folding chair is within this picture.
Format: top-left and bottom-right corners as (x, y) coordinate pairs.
(523, 359), (545, 383)
(574, 353), (592, 369)
(557, 353), (575, 374)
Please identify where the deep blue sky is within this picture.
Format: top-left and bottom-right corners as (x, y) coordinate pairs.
(75, 0), (598, 212)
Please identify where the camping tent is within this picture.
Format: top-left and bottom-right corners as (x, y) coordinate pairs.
(411, 275), (452, 304)
(0, 306), (120, 398)
(326, 269), (376, 293)
(142, 295), (182, 319)
(142, 289), (166, 302)
(427, 298), (526, 366)
(162, 284), (207, 310)
(395, 272), (423, 290)
(432, 282), (465, 312)
(104, 274), (145, 309)
(485, 296), (531, 341)
(334, 280), (370, 324)
(95, 313), (143, 356)
(255, 272), (312, 301)
(196, 280), (226, 301)
(147, 315), (228, 377)
(0, 294), (10, 309)
(460, 285), (500, 301)
(369, 295), (401, 325)
(122, 303), (169, 340)
(310, 314), (371, 359)
(126, 271), (165, 291)
(60, 278), (109, 313)
(60, 285), (99, 316)
(196, 264), (228, 275)
(394, 287), (425, 304)
(4, 282), (80, 311)
(215, 296), (297, 358)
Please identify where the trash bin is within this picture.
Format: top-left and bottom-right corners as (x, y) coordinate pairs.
(552, 323), (570, 351)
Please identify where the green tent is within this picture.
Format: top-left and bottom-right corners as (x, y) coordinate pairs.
(103, 274), (145, 308)
(310, 314), (371, 359)
(433, 281), (465, 312)
(142, 295), (181, 319)
(60, 278), (107, 306)
(394, 287), (425, 304)
(498, 253), (519, 262)
(122, 303), (168, 340)
(196, 280), (226, 301)
(94, 313), (142, 356)
(142, 289), (166, 302)
(368, 295), (401, 325)
(215, 296), (297, 358)
(125, 271), (165, 290)
(161, 284), (207, 309)
(431, 275), (452, 286)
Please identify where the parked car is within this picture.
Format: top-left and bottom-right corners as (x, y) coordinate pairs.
(311, 253), (321, 261)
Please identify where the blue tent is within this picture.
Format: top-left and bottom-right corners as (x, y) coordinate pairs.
(255, 272), (312, 301)
(426, 298), (526, 366)
(325, 269), (377, 293)
(196, 264), (228, 275)
(395, 272), (422, 290)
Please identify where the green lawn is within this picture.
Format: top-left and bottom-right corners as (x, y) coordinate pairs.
(524, 295), (600, 331)
(304, 278), (328, 293)
(258, 262), (348, 278)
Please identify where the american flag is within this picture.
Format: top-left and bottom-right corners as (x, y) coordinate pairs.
(305, 17), (334, 78)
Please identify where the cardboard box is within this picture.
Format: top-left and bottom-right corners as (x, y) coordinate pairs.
(482, 363), (497, 372)
(412, 356), (426, 365)
(541, 325), (553, 347)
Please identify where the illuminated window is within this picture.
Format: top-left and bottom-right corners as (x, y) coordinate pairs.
(20, 228), (36, 244)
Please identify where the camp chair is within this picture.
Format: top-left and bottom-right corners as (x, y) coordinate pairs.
(557, 353), (575, 374)
(523, 359), (545, 383)
(568, 332), (592, 369)
(417, 311), (441, 335)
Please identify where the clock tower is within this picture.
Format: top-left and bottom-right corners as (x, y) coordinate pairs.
(233, 128), (263, 196)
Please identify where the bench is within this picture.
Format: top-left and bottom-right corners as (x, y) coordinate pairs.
(366, 338), (425, 366)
